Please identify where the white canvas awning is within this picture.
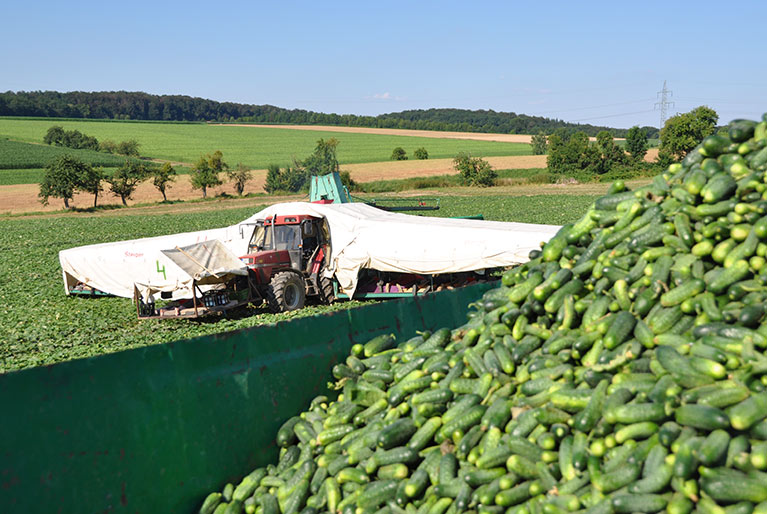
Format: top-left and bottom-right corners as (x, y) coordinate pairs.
(240, 202), (561, 295)
(60, 201), (562, 299)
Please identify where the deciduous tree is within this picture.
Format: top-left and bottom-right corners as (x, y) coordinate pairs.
(79, 166), (105, 207)
(43, 126), (65, 146)
(303, 138), (340, 176)
(626, 126), (648, 162)
(107, 160), (148, 206)
(207, 150), (228, 172)
(227, 163), (252, 196)
(152, 162), (177, 202)
(659, 106), (718, 161)
(595, 131), (628, 174)
(38, 154), (89, 208)
(413, 147), (429, 160)
(190, 155), (222, 198)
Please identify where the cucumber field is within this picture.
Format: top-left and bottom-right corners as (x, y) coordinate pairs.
(0, 193), (598, 373)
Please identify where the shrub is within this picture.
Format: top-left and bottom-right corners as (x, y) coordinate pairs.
(391, 147), (407, 160)
(339, 170), (358, 192)
(99, 140), (118, 154)
(453, 152), (496, 187)
(413, 147), (428, 160)
(264, 163), (307, 194)
(531, 132), (548, 155)
(116, 139), (140, 157)
(528, 172), (552, 184)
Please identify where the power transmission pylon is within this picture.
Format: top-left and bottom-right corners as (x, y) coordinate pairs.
(654, 81), (674, 129)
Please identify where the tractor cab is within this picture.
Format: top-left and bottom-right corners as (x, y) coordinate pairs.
(240, 215), (333, 312)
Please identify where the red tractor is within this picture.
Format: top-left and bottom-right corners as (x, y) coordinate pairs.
(239, 214), (334, 312)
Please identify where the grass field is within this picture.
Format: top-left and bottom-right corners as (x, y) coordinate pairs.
(0, 193), (595, 373)
(0, 137), (127, 169)
(0, 118), (531, 170)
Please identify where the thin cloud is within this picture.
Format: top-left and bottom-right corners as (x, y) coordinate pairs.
(373, 92), (392, 100)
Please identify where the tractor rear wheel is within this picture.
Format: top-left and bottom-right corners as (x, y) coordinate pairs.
(266, 271), (306, 312)
(319, 275), (335, 304)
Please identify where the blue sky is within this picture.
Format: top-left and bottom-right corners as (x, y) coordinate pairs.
(2, 1), (766, 129)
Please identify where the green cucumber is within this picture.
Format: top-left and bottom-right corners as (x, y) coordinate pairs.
(675, 404), (730, 431)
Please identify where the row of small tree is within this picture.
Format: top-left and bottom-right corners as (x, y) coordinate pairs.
(391, 147), (428, 160)
(187, 151), (252, 198)
(38, 150), (253, 209)
(44, 126), (140, 156)
(38, 156), (177, 208)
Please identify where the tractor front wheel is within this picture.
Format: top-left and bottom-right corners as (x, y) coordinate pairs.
(266, 272), (306, 313)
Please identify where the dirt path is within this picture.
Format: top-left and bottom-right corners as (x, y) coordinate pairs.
(215, 124), (628, 143)
(0, 155), (548, 215)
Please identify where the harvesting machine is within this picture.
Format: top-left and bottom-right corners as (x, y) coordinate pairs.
(58, 172), (561, 318)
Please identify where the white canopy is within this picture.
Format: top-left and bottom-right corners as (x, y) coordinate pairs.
(60, 202), (561, 299)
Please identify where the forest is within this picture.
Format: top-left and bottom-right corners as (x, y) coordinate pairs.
(0, 91), (658, 138)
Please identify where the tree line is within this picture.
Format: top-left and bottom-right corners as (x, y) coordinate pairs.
(0, 91), (657, 138)
(542, 106), (719, 179)
(39, 150), (253, 209)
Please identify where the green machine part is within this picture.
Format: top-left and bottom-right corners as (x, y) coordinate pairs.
(309, 172), (351, 203)
(0, 281), (494, 513)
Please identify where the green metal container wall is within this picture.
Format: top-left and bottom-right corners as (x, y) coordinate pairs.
(0, 282), (493, 513)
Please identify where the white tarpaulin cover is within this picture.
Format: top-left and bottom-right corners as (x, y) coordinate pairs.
(160, 240), (248, 283)
(60, 201), (561, 299)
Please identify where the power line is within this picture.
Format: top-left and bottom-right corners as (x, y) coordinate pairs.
(654, 81), (674, 129)
(570, 109), (656, 122)
(534, 98), (656, 116)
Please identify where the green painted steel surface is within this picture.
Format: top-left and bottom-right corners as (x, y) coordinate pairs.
(0, 282), (493, 513)
(309, 172), (351, 203)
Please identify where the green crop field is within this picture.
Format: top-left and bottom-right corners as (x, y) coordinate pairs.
(0, 137), (127, 169)
(0, 193), (592, 373)
(0, 118), (530, 170)
(0, 168), (47, 186)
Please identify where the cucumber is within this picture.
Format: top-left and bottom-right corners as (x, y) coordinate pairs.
(661, 278), (705, 307)
(378, 419), (417, 449)
(277, 417), (301, 448)
(675, 404), (730, 431)
(357, 480), (399, 510)
(701, 173), (737, 203)
(611, 493), (668, 513)
(728, 393), (767, 430)
(200, 492), (223, 514)
(604, 403), (666, 424)
(699, 468), (767, 503)
(696, 429), (731, 467)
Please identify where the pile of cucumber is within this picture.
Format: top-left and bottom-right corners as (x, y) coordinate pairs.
(201, 114), (767, 514)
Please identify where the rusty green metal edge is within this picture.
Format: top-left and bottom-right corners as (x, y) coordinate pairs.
(0, 281), (494, 513)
